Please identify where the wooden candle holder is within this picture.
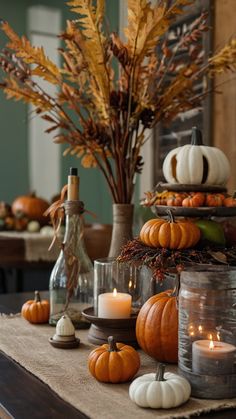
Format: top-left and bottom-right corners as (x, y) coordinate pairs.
(82, 307), (139, 348)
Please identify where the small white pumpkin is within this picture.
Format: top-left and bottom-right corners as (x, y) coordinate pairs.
(129, 364), (191, 409)
(162, 127), (230, 186)
(56, 314), (75, 336)
(40, 225), (54, 236)
(27, 220), (41, 233)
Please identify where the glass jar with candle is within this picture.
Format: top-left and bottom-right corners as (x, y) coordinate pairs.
(178, 265), (236, 399)
(94, 257), (145, 317)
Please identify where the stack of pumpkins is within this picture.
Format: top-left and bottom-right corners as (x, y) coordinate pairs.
(136, 127), (236, 365)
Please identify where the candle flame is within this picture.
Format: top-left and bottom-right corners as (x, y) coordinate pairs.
(209, 335), (215, 350)
(209, 340), (214, 350)
(128, 280), (132, 289)
(113, 288), (117, 297)
(217, 332), (220, 341)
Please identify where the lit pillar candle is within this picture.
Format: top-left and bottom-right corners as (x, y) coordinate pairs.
(98, 288), (132, 319)
(192, 338), (235, 375)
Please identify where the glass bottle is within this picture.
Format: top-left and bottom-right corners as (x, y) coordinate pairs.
(49, 168), (94, 328)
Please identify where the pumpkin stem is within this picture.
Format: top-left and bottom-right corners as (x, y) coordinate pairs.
(34, 290), (41, 303)
(166, 208), (174, 223)
(107, 336), (120, 352)
(155, 363), (166, 381)
(191, 126), (203, 146)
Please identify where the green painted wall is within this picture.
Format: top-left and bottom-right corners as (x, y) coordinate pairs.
(0, 0), (29, 204)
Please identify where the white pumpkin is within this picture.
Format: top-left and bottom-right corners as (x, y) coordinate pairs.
(129, 364), (191, 409)
(56, 314), (75, 336)
(27, 220), (41, 233)
(162, 127), (230, 186)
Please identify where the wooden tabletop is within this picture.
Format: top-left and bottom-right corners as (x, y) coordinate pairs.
(0, 292), (235, 419)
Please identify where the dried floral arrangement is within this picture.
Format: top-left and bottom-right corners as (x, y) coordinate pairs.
(0, 0), (236, 203)
(118, 238), (236, 281)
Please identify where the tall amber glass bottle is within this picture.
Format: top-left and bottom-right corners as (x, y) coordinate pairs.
(49, 168), (94, 328)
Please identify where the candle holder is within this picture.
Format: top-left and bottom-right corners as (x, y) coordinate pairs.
(94, 257), (145, 316)
(178, 265), (236, 399)
(82, 307), (138, 348)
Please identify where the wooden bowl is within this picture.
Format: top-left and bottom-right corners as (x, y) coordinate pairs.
(82, 307), (139, 348)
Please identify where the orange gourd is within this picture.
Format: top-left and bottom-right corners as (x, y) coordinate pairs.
(12, 192), (49, 225)
(88, 336), (140, 383)
(139, 211), (200, 249)
(182, 192), (205, 207)
(21, 291), (50, 324)
(136, 290), (178, 363)
(166, 193), (186, 207)
(205, 193), (225, 207)
(223, 196), (236, 207)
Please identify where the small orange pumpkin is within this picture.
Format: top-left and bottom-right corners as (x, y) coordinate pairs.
(12, 192), (49, 225)
(166, 193), (186, 207)
(136, 290), (178, 363)
(182, 192), (205, 207)
(139, 211), (200, 249)
(88, 336), (140, 383)
(223, 196), (236, 207)
(21, 291), (50, 324)
(205, 193), (225, 207)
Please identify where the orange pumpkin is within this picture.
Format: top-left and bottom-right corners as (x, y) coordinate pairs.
(166, 193), (187, 207)
(88, 336), (140, 383)
(205, 193), (225, 207)
(139, 212), (200, 249)
(223, 196), (236, 207)
(12, 192), (49, 225)
(182, 192), (205, 207)
(136, 290), (178, 363)
(21, 291), (50, 324)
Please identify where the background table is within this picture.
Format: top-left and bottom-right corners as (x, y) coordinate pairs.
(0, 224), (112, 293)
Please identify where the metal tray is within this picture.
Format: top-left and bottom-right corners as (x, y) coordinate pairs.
(152, 205), (236, 218)
(155, 183), (227, 193)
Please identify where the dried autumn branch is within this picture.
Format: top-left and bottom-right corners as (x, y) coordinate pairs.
(0, 0), (236, 203)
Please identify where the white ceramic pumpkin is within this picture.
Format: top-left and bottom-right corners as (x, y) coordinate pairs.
(56, 314), (75, 336)
(162, 127), (230, 186)
(129, 364), (191, 409)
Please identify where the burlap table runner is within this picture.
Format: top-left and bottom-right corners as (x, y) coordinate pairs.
(0, 315), (236, 419)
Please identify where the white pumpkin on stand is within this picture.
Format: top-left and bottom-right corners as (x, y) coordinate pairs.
(162, 127), (230, 186)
